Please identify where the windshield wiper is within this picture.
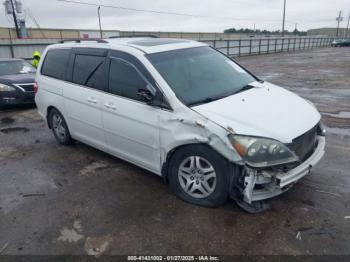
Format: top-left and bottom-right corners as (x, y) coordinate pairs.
(189, 84), (257, 107)
(189, 92), (235, 106)
(188, 97), (217, 107)
(234, 84), (255, 94)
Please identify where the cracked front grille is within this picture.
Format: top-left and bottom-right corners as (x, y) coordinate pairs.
(287, 125), (318, 162)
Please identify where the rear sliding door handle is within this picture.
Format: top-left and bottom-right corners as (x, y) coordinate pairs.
(104, 103), (116, 110)
(87, 97), (97, 104)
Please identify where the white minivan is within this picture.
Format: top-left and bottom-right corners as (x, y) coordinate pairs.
(35, 37), (326, 213)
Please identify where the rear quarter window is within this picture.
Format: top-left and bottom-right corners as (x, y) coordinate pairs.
(72, 54), (107, 91)
(41, 49), (71, 80)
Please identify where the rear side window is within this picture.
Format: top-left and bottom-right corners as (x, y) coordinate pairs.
(41, 49), (70, 80)
(109, 58), (147, 101)
(72, 55), (106, 91)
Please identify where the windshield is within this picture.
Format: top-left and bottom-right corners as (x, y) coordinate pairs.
(0, 60), (36, 76)
(147, 46), (256, 106)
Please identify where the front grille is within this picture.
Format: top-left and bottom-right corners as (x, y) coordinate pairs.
(287, 125), (318, 161)
(14, 83), (35, 92)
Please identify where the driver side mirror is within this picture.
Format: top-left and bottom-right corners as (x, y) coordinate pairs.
(137, 83), (167, 108)
(137, 88), (154, 104)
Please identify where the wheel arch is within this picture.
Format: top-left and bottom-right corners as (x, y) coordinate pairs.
(161, 142), (232, 183)
(46, 105), (57, 129)
(46, 106), (67, 130)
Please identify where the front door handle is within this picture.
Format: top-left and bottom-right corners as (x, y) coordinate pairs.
(87, 97), (97, 104)
(104, 103), (116, 110)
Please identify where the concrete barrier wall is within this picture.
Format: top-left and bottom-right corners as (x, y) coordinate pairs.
(119, 31), (247, 40)
(0, 38), (59, 60)
(0, 27), (271, 40)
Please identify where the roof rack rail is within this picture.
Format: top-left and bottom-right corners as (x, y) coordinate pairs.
(108, 35), (159, 39)
(58, 39), (108, 44)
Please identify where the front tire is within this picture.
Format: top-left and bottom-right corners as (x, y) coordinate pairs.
(168, 145), (229, 207)
(49, 108), (73, 145)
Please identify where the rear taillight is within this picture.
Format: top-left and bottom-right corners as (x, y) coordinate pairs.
(34, 82), (38, 94)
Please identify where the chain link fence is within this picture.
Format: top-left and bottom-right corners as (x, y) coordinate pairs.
(0, 36), (338, 60)
(202, 37), (336, 57)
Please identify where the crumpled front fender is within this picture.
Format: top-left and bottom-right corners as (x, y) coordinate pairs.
(159, 112), (242, 175)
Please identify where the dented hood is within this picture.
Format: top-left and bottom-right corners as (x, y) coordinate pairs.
(192, 82), (321, 143)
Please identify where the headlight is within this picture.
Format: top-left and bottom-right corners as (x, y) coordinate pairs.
(0, 84), (16, 92)
(229, 135), (298, 168)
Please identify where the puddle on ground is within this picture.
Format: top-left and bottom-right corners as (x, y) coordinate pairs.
(0, 127), (29, 134)
(1, 117), (15, 125)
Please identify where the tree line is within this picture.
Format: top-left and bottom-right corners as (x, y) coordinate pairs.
(224, 28), (307, 36)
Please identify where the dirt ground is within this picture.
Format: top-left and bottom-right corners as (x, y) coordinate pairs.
(0, 47), (349, 256)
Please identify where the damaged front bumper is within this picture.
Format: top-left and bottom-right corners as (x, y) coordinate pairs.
(240, 136), (325, 204)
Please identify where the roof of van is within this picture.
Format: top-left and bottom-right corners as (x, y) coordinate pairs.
(55, 37), (208, 54)
(106, 37), (208, 54)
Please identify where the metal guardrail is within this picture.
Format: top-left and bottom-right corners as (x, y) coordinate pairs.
(0, 36), (340, 60)
(201, 37), (337, 57)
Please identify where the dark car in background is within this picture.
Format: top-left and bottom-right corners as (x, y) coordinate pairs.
(331, 39), (350, 47)
(0, 58), (36, 108)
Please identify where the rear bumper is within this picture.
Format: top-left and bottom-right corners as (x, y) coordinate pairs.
(242, 136), (325, 203)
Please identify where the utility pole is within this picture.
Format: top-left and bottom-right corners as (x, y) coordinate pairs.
(282, 0), (286, 37)
(336, 11), (343, 38)
(9, 0), (20, 38)
(346, 13), (350, 38)
(98, 6), (103, 39)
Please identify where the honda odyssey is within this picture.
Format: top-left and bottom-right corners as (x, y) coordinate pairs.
(35, 37), (326, 213)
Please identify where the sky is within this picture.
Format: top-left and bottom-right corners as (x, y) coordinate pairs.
(0, 0), (349, 32)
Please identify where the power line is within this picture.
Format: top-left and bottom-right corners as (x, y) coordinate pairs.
(26, 8), (46, 37)
(57, 0), (201, 18)
(56, 0), (296, 24)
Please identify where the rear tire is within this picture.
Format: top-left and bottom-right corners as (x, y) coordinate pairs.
(49, 108), (73, 145)
(168, 145), (229, 207)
